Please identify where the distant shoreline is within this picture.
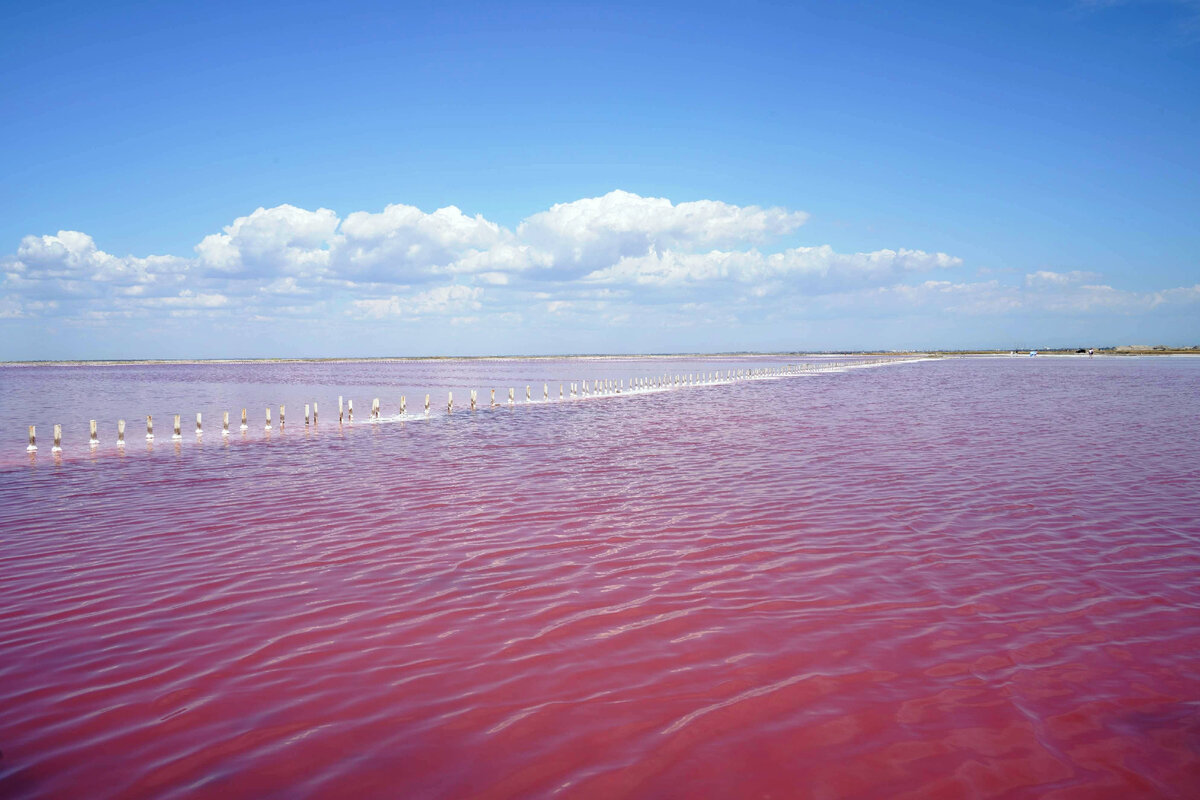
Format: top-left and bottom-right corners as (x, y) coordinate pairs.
(2, 349), (1198, 367)
(0, 352), (914, 368)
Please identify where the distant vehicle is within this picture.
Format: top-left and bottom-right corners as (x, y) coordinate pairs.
(1029, 350), (1038, 356)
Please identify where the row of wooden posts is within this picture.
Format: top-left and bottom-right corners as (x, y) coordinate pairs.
(24, 358), (905, 452)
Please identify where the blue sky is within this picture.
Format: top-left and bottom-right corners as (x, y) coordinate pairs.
(2, 0), (1198, 358)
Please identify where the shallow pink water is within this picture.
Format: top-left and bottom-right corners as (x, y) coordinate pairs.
(1, 356), (1198, 798)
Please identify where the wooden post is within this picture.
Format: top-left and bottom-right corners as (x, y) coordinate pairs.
(313, 402), (318, 424)
(526, 385), (531, 402)
(280, 405), (285, 428)
(240, 408), (247, 430)
(490, 388), (496, 407)
(90, 419), (98, 446)
(147, 415), (154, 440)
(424, 394), (430, 415)
(560, 384), (564, 400)
(222, 411), (229, 435)
(372, 398), (380, 420)
(447, 391), (453, 414)
(400, 396), (406, 416)
(196, 412), (202, 436)
(544, 383), (549, 401)
(118, 419), (126, 446)
(305, 404), (311, 425)
(53, 424), (62, 452)
(173, 414), (182, 439)
(470, 389), (477, 411)
(27, 425), (36, 452)
(265, 407), (272, 430)
(347, 400), (353, 422)
(339, 395), (344, 423)
(508, 388), (514, 406)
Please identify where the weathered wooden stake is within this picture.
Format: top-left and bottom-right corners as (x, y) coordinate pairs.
(313, 402), (319, 424)
(544, 383), (549, 401)
(27, 425), (36, 452)
(305, 404), (311, 425)
(240, 408), (248, 430)
(470, 389), (477, 411)
(53, 424), (62, 452)
(447, 391), (453, 414)
(339, 395), (344, 423)
(372, 398), (380, 420)
(196, 412), (202, 436)
(490, 388), (496, 407)
(280, 405), (285, 428)
(526, 385), (531, 402)
(400, 395), (407, 415)
(90, 419), (98, 446)
(118, 419), (126, 445)
(424, 394), (430, 415)
(508, 388), (515, 406)
(347, 399), (353, 422)
(265, 407), (272, 430)
(222, 411), (229, 435)
(147, 415), (154, 440)
(173, 414), (183, 439)
(560, 384), (564, 400)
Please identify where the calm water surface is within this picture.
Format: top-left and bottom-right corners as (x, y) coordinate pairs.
(1, 356), (1198, 798)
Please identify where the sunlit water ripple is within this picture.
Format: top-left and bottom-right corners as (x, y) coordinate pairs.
(1, 356), (1198, 798)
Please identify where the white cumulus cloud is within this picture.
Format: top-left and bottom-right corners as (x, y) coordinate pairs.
(4, 191), (1196, 344)
(350, 285), (483, 319)
(516, 190), (809, 275)
(196, 204), (338, 277)
(584, 245), (961, 288)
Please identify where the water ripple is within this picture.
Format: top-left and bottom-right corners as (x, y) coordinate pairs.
(1, 356), (1199, 798)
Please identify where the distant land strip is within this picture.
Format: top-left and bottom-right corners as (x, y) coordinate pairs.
(2, 346), (1198, 368)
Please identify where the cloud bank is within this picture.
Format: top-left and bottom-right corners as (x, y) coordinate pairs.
(2, 190), (1196, 352)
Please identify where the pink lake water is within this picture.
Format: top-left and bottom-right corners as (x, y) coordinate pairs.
(1, 355), (1198, 798)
